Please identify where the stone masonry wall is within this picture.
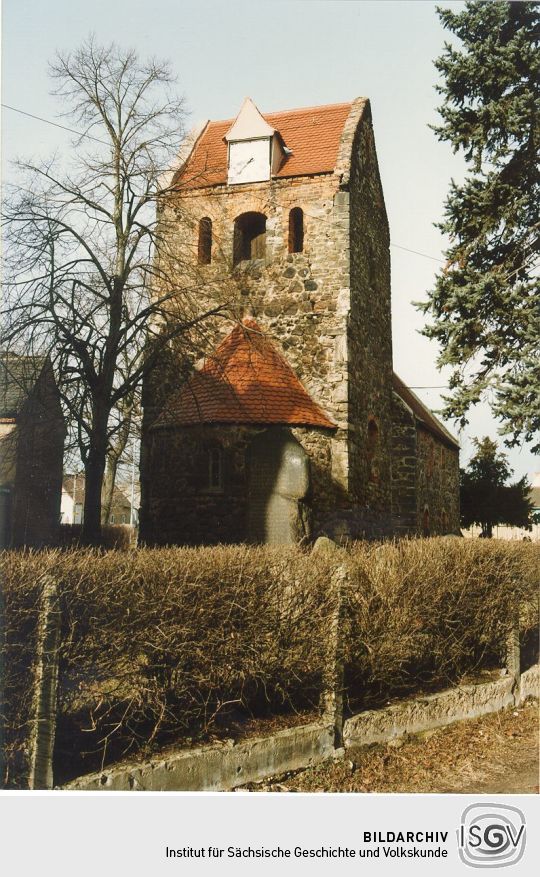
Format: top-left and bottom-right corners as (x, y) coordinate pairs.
(154, 100), (382, 498)
(162, 173), (349, 444)
(415, 427), (460, 535)
(346, 104), (393, 511)
(390, 392), (418, 533)
(141, 99), (457, 544)
(144, 424), (335, 546)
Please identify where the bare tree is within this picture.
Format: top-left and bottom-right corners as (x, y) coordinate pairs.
(2, 38), (229, 543)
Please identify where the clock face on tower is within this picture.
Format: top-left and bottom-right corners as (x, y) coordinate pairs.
(228, 138), (271, 184)
(225, 97), (280, 185)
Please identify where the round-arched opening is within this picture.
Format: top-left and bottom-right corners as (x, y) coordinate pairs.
(198, 217), (212, 265)
(288, 207), (304, 253)
(233, 212), (267, 265)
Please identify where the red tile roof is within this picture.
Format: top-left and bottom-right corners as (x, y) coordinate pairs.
(156, 318), (336, 429)
(175, 102), (354, 189)
(392, 373), (459, 449)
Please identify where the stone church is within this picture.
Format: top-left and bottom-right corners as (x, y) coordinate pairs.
(139, 97), (460, 545)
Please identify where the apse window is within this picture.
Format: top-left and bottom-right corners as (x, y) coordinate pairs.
(198, 217), (212, 265)
(367, 417), (380, 484)
(207, 447), (223, 492)
(288, 207), (304, 253)
(233, 212), (266, 265)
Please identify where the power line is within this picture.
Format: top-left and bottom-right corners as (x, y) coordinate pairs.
(2, 103), (109, 145)
(4, 100), (538, 280)
(390, 243), (445, 263)
(3, 100), (452, 266)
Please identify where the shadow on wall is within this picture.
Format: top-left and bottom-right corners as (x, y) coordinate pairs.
(247, 428), (310, 545)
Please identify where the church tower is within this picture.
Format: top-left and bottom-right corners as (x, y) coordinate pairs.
(139, 97), (458, 545)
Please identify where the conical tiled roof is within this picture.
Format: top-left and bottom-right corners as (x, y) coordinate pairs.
(156, 319), (336, 429)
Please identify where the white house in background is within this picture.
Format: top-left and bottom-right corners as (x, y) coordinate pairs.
(60, 474), (84, 524)
(61, 474), (138, 525)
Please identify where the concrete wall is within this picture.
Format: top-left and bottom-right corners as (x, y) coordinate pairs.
(64, 722), (336, 792)
(343, 676), (516, 747)
(63, 668), (538, 792)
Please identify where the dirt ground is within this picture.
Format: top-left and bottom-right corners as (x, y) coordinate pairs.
(242, 699), (539, 794)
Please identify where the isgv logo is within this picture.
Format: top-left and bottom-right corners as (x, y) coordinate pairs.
(458, 803), (526, 868)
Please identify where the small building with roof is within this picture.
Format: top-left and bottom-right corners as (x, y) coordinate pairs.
(0, 353), (65, 548)
(140, 97), (460, 545)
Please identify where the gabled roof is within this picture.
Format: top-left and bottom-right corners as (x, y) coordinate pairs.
(392, 373), (459, 449)
(175, 101), (354, 189)
(156, 318), (336, 429)
(0, 354), (48, 418)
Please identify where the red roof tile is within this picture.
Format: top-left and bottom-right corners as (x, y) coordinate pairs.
(156, 319), (336, 429)
(176, 102), (354, 189)
(392, 373), (459, 449)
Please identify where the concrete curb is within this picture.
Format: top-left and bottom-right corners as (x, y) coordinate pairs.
(63, 666), (539, 791)
(63, 721), (335, 792)
(520, 664), (540, 702)
(343, 676), (516, 748)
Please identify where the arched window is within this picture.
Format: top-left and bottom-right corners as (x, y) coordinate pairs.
(198, 217), (212, 265)
(422, 507), (430, 537)
(367, 417), (380, 484)
(427, 438), (435, 478)
(233, 212), (266, 265)
(208, 447), (223, 492)
(288, 207), (304, 253)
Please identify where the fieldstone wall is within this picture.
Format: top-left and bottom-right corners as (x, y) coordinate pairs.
(140, 98), (459, 545)
(390, 393), (418, 533)
(415, 427), (460, 535)
(347, 104), (393, 511)
(391, 396), (460, 536)
(143, 424), (336, 546)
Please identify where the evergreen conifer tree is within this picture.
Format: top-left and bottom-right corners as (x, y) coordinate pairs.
(460, 437), (534, 536)
(419, 1), (540, 452)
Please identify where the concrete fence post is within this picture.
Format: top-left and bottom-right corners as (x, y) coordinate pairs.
(0, 582), (4, 787)
(322, 562), (348, 750)
(28, 577), (61, 790)
(505, 615), (521, 706)
(313, 537), (347, 751)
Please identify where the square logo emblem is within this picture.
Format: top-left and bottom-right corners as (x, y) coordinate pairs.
(458, 803), (526, 868)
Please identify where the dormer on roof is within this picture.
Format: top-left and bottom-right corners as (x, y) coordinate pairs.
(225, 97), (288, 185)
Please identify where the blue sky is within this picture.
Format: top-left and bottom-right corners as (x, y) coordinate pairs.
(2, 0), (538, 479)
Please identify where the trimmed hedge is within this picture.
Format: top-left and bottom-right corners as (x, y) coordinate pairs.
(343, 539), (538, 707)
(1, 545), (336, 785)
(1, 538), (538, 785)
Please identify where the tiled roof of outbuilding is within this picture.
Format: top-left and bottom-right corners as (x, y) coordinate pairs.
(156, 319), (336, 429)
(175, 102), (355, 189)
